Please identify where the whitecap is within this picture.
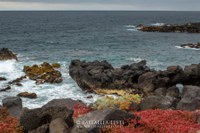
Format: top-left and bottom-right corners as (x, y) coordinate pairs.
(150, 23), (165, 26)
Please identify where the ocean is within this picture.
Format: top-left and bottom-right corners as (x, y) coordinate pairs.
(0, 11), (200, 108)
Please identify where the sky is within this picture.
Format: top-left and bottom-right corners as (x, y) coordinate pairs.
(0, 0), (199, 11)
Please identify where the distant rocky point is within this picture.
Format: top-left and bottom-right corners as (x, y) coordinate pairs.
(137, 22), (200, 33)
(180, 42), (200, 49)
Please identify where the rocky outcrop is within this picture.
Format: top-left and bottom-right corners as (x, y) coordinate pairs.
(23, 62), (62, 84)
(137, 22), (200, 33)
(69, 60), (150, 93)
(20, 99), (74, 132)
(2, 97), (22, 118)
(8, 76), (26, 86)
(0, 48), (18, 61)
(76, 109), (137, 133)
(17, 92), (37, 99)
(177, 86), (200, 111)
(180, 43), (200, 49)
(0, 86), (11, 92)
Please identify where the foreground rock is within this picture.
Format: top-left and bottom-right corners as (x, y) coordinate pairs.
(137, 22), (200, 33)
(20, 99), (74, 132)
(76, 109), (137, 133)
(0, 48), (18, 61)
(180, 42), (200, 49)
(23, 62), (62, 84)
(177, 86), (200, 111)
(17, 92), (37, 99)
(2, 97), (22, 118)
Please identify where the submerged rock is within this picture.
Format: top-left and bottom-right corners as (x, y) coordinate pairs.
(137, 22), (200, 33)
(17, 92), (37, 99)
(23, 62), (63, 84)
(0, 48), (18, 61)
(0, 86), (11, 92)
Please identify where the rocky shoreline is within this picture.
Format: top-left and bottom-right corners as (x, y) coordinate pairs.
(137, 22), (200, 33)
(180, 42), (200, 49)
(1, 48), (200, 132)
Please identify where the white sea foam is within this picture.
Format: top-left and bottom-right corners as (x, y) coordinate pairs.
(151, 23), (165, 26)
(124, 25), (140, 32)
(129, 57), (143, 62)
(0, 60), (101, 109)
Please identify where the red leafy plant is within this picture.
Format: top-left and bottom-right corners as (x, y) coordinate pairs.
(0, 108), (23, 133)
(73, 103), (93, 118)
(104, 109), (200, 133)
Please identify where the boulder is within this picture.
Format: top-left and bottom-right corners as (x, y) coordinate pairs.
(23, 62), (62, 84)
(0, 48), (18, 61)
(76, 109), (137, 133)
(177, 85), (200, 111)
(138, 72), (158, 93)
(43, 98), (86, 110)
(2, 97), (22, 118)
(17, 92), (37, 99)
(139, 96), (173, 110)
(184, 64), (200, 85)
(20, 99), (74, 132)
(49, 118), (68, 133)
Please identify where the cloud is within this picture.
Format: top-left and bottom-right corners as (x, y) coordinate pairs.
(0, 0), (199, 11)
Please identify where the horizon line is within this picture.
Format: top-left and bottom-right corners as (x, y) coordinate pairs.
(0, 10), (200, 12)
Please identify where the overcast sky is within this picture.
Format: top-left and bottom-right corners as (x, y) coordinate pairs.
(0, 0), (199, 11)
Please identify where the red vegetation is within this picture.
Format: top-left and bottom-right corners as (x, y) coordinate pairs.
(0, 108), (23, 133)
(106, 109), (200, 133)
(73, 104), (92, 118)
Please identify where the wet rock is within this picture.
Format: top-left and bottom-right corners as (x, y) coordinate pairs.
(20, 102), (73, 132)
(17, 92), (37, 99)
(23, 62), (62, 84)
(139, 95), (173, 110)
(8, 76), (26, 85)
(0, 48), (18, 61)
(0, 86), (11, 92)
(138, 22), (200, 33)
(2, 97), (22, 118)
(0, 77), (6, 81)
(180, 42), (200, 49)
(51, 63), (61, 68)
(49, 118), (69, 133)
(177, 85), (200, 111)
(76, 109), (137, 133)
